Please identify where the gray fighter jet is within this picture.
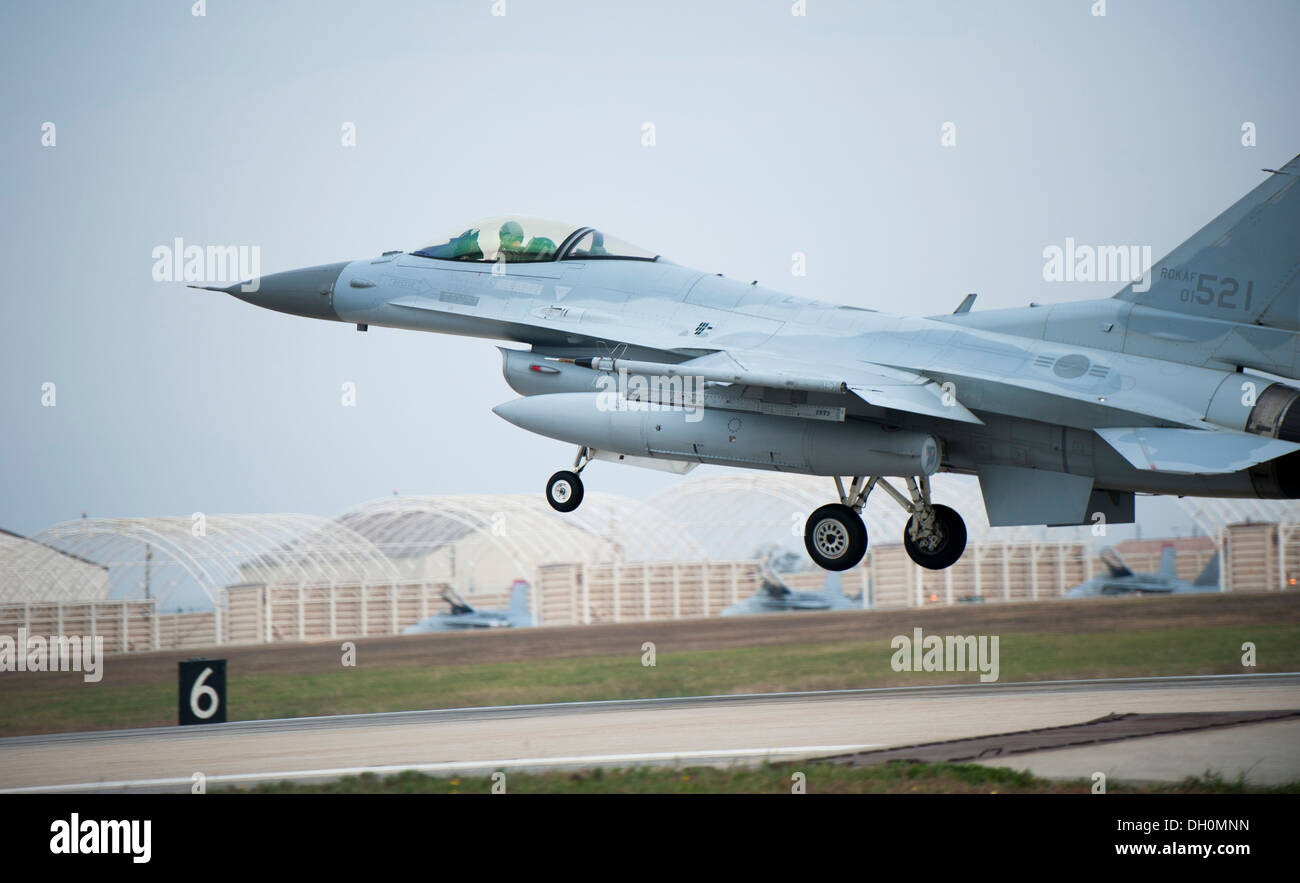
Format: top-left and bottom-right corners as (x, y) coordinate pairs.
(198, 152), (1300, 573)
(1065, 547), (1220, 597)
(720, 570), (859, 616)
(402, 580), (532, 632)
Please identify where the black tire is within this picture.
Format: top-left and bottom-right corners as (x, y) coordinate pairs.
(903, 504), (967, 570)
(804, 504), (868, 571)
(546, 470), (584, 512)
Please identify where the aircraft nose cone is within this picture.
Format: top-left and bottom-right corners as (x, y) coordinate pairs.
(226, 261), (348, 320)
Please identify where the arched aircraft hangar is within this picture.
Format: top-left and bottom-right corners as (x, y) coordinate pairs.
(2, 478), (1296, 649)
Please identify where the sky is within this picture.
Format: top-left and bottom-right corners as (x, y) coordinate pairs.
(3, 0), (1299, 553)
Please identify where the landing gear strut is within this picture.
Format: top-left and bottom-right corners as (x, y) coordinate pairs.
(804, 474), (967, 572)
(546, 447), (592, 513)
(890, 476), (967, 570)
(903, 503), (966, 570)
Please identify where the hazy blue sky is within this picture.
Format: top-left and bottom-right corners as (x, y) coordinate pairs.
(3, 0), (1299, 541)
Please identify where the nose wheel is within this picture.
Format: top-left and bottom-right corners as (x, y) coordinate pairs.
(546, 470), (584, 512)
(545, 446), (592, 513)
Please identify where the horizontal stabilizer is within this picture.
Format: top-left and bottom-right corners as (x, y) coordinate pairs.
(1095, 427), (1300, 474)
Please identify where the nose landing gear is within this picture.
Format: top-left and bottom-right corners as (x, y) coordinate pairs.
(545, 446), (593, 513)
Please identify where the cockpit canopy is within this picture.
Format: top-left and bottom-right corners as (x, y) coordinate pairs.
(411, 216), (657, 264)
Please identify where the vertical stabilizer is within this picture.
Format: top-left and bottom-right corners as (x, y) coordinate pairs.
(1114, 154), (1300, 331)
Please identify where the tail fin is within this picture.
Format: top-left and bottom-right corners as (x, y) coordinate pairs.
(508, 580), (532, 623)
(1114, 153), (1300, 330)
(823, 572), (843, 597)
(1157, 545), (1177, 580)
(1194, 553), (1221, 588)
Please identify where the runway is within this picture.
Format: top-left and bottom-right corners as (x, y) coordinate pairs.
(3, 674), (1297, 792)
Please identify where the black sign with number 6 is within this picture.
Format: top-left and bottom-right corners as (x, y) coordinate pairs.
(179, 658), (226, 725)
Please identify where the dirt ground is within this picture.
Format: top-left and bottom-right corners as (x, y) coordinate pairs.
(4, 592), (1295, 694)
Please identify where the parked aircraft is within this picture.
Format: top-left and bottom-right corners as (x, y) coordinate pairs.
(1065, 546), (1220, 597)
(720, 569), (859, 616)
(402, 581), (532, 632)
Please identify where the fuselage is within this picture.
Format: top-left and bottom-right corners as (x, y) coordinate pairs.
(402, 612), (513, 633)
(308, 254), (1279, 499)
(222, 235), (1298, 505)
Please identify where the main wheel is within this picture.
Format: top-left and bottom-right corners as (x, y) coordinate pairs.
(546, 470), (584, 512)
(903, 504), (967, 570)
(804, 504), (868, 571)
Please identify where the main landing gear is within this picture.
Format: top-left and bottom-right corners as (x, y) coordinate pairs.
(803, 475), (967, 572)
(545, 447), (593, 513)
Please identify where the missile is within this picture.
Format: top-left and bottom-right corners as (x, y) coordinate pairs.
(493, 392), (940, 477)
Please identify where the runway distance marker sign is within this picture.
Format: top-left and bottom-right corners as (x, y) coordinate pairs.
(179, 658), (226, 725)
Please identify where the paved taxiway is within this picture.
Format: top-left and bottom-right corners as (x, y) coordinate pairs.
(977, 718), (1300, 785)
(3, 674), (1297, 792)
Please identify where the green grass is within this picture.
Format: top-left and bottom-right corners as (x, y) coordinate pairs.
(2, 624), (1295, 737)
(220, 761), (1300, 795)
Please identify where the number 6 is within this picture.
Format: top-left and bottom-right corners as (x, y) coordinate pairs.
(190, 667), (219, 720)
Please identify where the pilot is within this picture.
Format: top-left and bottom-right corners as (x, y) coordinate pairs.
(497, 220), (525, 262)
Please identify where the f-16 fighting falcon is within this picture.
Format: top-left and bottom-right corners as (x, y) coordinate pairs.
(196, 153), (1300, 572)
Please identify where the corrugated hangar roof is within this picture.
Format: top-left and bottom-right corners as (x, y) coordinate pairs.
(0, 493), (701, 609)
(5, 479), (1300, 609)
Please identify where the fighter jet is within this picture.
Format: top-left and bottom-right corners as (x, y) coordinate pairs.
(401, 581), (532, 633)
(1065, 546), (1220, 597)
(199, 151), (1300, 573)
(720, 570), (859, 616)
